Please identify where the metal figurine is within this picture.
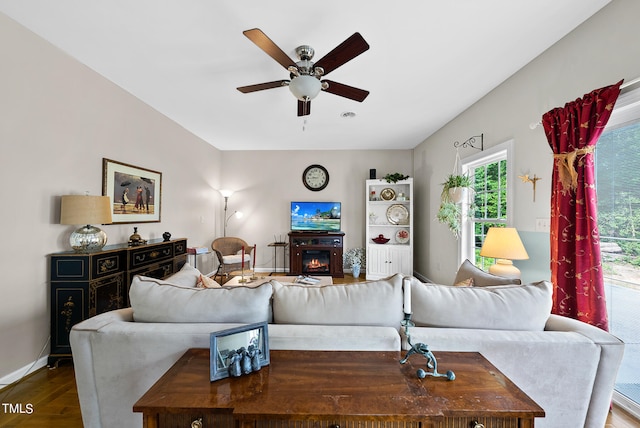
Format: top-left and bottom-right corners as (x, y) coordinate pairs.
(400, 314), (455, 381)
(248, 345), (262, 372)
(228, 351), (243, 377)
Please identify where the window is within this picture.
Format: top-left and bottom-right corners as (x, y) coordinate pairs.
(459, 141), (514, 267)
(597, 83), (640, 418)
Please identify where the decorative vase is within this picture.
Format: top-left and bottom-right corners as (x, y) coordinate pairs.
(448, 187), (467, 204)
(352, 264), (361, 278)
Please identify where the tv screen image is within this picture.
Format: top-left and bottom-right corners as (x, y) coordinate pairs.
(291, 202), (341, 232)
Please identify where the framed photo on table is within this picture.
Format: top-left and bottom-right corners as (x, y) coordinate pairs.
(102, 158), (161, 224)
(210, 322), (270, 381)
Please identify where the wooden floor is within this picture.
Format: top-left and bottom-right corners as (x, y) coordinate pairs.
(0, 273), (637, 427)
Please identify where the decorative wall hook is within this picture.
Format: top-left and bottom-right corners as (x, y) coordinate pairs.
(453, 133), (483, 151)
(518, 174), (541, 202)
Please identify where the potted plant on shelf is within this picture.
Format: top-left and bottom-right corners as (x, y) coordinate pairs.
(343, 248), (366, 278)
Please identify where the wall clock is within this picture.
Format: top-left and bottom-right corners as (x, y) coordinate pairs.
(302, 164), (329, 191)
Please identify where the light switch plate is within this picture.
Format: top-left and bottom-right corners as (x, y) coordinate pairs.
(535, 218), (550, 232)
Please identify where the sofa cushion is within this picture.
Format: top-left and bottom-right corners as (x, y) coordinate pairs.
(129, 275), (272, 323)
(454, 259), (521, 286)
(163, 263), (202, 287)
(196, 274), (221, 288)
(410, 279), (552, 330)
(271, 274), (405, 327)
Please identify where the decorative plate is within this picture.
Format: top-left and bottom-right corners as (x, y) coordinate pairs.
(395, 228), (410, 244)
(386, 204), (409, 225)
(380, 188), (396, 201)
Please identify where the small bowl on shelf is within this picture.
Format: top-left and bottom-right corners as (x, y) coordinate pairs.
(372, 234), (390, 244)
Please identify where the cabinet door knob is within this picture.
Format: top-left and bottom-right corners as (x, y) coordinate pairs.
(191, 417), (203, 428)
(471, 422), (485, 428)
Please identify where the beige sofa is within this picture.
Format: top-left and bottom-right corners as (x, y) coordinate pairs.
(70, 265), (623, 428)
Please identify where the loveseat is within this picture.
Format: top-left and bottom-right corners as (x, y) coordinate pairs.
(70, 264), (624, 428)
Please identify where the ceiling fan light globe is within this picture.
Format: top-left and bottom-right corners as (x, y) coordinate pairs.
(289, 75), (322, 101)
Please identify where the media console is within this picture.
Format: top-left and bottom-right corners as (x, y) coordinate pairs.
(288, 231), (344, 277)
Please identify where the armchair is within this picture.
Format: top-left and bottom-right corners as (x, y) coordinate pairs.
(211, 237), (254, 282)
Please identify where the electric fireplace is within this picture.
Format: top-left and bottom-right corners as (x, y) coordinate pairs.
(289, 231), (344, 277)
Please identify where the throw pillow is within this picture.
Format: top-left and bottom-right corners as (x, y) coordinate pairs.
(163, 263), (202, 287)
(454, 277), (474, 287)
(196, 274), (221, 288)
(130, 275), (272, 323)
(410, 280), (552, 331)
(271, 274), (405, 327)
(454, 259), (521, 287)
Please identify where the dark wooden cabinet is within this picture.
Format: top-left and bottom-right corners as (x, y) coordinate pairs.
(288, 232), (344, 277)
(49, 238), (187, 366)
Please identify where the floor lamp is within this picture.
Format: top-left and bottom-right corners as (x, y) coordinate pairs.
(220, 189), (243, 237)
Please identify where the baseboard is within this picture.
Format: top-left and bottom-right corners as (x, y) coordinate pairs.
(613, 390), (640, 421)
(0, 356), (49, 391)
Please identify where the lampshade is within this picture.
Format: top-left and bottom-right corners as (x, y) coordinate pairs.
(479, 227), (529, 278)
(288, 75), (322, 101)
(219, 189), (234, 198)
(60, 195), (112, 252)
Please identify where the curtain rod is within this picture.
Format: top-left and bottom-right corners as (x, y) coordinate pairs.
(621, 76), (640, 89)
(530, 77), (640, 129)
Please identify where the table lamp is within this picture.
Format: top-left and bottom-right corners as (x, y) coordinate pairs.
(60, 194), (113, 252)
(479, 227), (529, 279)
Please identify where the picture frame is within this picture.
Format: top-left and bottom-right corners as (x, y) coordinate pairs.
(210, 322), (270, 381)
(102, 158), (161, 224)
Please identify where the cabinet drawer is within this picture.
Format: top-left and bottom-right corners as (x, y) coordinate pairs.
(92, 252), (125, 279)
(131, 260), (175, 280)
(129, 244), (173, 269)
(435, 418), (521, 428)
(157, 413), (234, 428)
(51, 256), (89, 281)
(174, 239), (187, 255)
(254, 421), (420, 428)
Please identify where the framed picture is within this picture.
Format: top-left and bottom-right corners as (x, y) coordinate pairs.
(102, 158), (161, 224)
(210, 322), (270, 381)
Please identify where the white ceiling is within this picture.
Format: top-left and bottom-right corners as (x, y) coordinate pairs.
(0, 0), (610, 151)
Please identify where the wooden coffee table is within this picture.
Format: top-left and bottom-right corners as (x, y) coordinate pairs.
(134, 349), (544, 428)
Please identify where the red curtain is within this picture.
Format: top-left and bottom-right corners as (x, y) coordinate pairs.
(542, 80), (622, 331)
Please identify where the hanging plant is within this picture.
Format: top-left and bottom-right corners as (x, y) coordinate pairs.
(436, 201), (462, 238)
(441, 173), (472, 204)
(436, 150), (474, 237)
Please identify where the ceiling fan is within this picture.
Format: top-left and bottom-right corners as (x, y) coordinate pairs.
(237, 28), (370, 116)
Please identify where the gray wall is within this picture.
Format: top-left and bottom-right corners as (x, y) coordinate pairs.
(413, 0), (640, 284)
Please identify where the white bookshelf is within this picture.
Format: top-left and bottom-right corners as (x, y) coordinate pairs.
(365, 178), (413, 279)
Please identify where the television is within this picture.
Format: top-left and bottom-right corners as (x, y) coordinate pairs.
(291, 201), (341, 232)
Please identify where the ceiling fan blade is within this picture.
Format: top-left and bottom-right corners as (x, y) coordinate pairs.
(237, 80), (289, 93)
(243, 28), (297, 70)
(314, 32), (370, 76)
(322, 80), (370, 102)
(298, 100), (311, 116)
